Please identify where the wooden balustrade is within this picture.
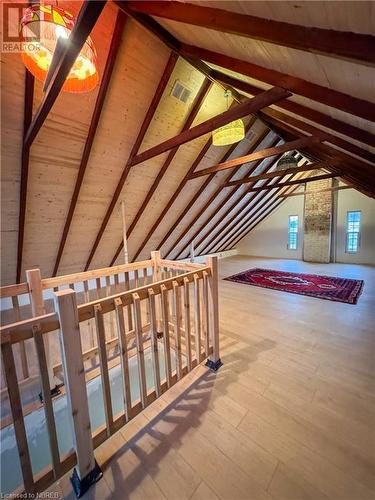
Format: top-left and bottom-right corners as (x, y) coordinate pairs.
(0, 253), (220, 496)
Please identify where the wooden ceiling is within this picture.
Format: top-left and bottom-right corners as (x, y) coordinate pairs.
(1, 0), (374, 285)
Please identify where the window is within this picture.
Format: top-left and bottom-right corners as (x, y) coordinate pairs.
(288, 215), (298, 250)
(346, 211), (361, 253)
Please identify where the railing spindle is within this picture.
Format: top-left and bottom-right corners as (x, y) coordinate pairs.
(114, 298), (131, 421)
(183, 277), (192, 372)
(203, 271), (210, 356)
(33, 326), (61, 476)
(172, 281), (183, 379)
(94, 304), (114, 435)
(148, 289), (161, 397)
(12, 296), (29, 380)
(193, 274), (201, 363)
(160, 284), (172, 387)
(132, 293), (147, 408)
(1, 341), (34, 491)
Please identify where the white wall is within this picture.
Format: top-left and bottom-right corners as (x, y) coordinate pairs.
(237, 195), (305, 259)
(335, 188), (375, 265)
(236, 188), (375, 265)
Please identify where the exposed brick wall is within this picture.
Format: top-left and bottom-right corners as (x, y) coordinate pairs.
(303, 179), (333, 263)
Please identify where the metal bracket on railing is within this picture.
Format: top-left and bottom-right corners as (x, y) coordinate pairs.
(205, 358), (223, 372)
(71, 460), (103, 498)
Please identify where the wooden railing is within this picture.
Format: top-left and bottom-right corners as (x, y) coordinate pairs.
(0, 252), (220, 496)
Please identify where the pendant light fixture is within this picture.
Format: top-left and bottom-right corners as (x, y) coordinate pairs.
(212, 90), (245, 146)
(276, 153), (299, 171)
(20, 4), (99, 93)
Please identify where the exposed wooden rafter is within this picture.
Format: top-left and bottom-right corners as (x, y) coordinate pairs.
(52, 11), (126, 277)
(215, 167), (311, 252)
(169, 130), (277, 259)
(213, 70), (375, 149)
(24, 0), (107, 148)
(126, 1), (375, 66)
(83, 51), (179, 271)
(109, 78), (213, 265)
(16, 70), (34, 283)
(130, 86), (291, 166)
(189, 135), (324, 179)
(180, 44), (375, 123)
(224, 162), (329, 188)
(194, 150), (286, 257)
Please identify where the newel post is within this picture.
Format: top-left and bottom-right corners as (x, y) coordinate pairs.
(54, 289), (102, 497)
(26, 268), (57, 395)
(205, 256), (222, 371)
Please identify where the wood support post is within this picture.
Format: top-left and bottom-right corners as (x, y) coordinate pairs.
(54, 289), (102, 496)
(26, 269), (56, 392)
(151, 251), (162, 331)
(205, 257), (222, 371)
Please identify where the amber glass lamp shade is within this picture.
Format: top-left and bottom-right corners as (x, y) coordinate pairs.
(212, 119), (245, 146)
(20, 4), (99, 93)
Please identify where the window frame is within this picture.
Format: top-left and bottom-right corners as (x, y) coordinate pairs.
(346, 210), (361, 254)
(288, 215), (299, 251)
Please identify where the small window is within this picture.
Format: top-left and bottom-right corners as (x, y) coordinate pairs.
(346, 211), (361, 253)
(288, 215), (298, 250)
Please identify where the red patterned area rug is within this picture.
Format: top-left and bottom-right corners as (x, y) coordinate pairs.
(224, 268), (364, 304)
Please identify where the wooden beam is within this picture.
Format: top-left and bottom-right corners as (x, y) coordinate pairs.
(109, 78), (213, 266)
(246, 173), (337, 193)
(216, 169), (310, 252)
(280, 185), (353, 198)
(23, 0), (107, 148)
(130, 136), (213, 262)
(196, 152), (285, 257)
(127, 1), (375, 66)
(170, 131), (276, 259)
(155, 121), (261, 258)
(130, 87), (291, 165)
(16, 70), (34, 283)
(83, 51), (178, 271)
(180, 44), (375, 123)
(52, 12), (126, 277)
(190, 135), (323, 179)
(213, 70), (375, 149)
(259, 107), (375, 166)
(224, 162), (328, 188)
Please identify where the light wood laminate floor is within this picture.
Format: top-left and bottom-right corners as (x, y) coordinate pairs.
(50, 256), (375, 500)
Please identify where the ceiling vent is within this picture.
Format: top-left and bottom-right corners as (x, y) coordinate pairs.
(171, 80), (192, 103)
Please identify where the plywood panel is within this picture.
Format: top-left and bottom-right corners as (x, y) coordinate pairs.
(22, 2), (118, 278)
(0, 53), (26, 285)
(57, 22), (171, 275)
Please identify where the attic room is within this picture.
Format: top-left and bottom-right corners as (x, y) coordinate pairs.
(1, 0), (374, 498)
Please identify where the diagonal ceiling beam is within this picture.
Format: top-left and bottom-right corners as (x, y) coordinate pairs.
(195, 152), (286, 257)
(24, 0), (107, 148)
(152, 134), (251, 257)
(126, 1), (375, 66)
(84, 50), (178, 271)
(171, 130), (276, 259)
(52, 11), (126, 277)
(224, 162), (329, 188)
(216, 167), (311, 252)
(259, 107), (375, 165)
(213, 70), (375, 150)
(109, 78), (213, 265)
(190, 135), (324, 179)
(129, 86), (291, 165)
(180, 44), (375, 123)
(246, 173), (337, 193)
(16, 70), (34, 283)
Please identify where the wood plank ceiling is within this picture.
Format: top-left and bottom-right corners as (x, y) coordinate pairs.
(1, 0), (374, 285)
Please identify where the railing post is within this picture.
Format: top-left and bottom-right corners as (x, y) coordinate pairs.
(26, 268), (57, 395)
(205, 256), (222, 371)
(151, 251), (163, 334)
(54, 289), (102, 497)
